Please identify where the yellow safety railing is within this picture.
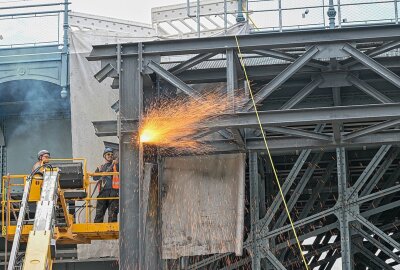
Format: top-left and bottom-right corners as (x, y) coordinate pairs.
(1, 158), (120, 237)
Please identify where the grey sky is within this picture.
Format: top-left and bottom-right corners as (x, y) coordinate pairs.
(71, 0), (186, 25)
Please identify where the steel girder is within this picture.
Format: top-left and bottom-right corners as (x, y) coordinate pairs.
(88, 25), (400, 270)
(203, 103), (400, 130)
(249, 152), (261, 269)
(88, 25), (400, 58)
(336, 147), (353, 269)
(343, 43), (400, 88)
(243, 46), (319, 110)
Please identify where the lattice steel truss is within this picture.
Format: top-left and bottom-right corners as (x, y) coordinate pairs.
(89, 24), (400, 269)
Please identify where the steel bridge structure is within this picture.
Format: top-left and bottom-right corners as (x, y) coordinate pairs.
(89, 23), (400, 269)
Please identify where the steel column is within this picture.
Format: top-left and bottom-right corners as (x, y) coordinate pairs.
(226, 49), (238, 111)
(332, 87), (341, 106)
(249, 152), (260, 269)
(336, 147), (352, 270)
(118, 44), (144, 269)
(60, 0), (69, 98)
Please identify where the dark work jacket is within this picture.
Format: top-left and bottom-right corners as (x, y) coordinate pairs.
(94, 161), (114, 190)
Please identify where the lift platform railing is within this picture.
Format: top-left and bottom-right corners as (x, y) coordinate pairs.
(1, 158), (120, 242)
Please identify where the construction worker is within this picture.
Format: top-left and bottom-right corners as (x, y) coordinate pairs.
(93, 147), (119, 223)
(32, 150), (51, 172)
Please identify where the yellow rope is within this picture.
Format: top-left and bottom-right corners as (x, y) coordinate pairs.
(234, 35), (309, 270)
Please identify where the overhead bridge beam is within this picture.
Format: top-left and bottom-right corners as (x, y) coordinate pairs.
(205, 103), (400, 130)
(88, 25), (400, 58)
(245, 131), (400, 152)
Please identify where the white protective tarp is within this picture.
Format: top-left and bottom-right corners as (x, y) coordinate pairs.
(162, 154), (245, 259)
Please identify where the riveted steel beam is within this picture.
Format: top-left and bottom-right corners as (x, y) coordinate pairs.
(350, 145), (392, 197)
(355, 214), (400, 252)
(274, 222), (338, 252)
(336, 147), (353, 270)
(244, 46), (319, 111)
(256, 125), (324, 233)
(347, 74), (394, 104)
(274, 152), (324, 229)
(245, 130), (400, 152)
(342, 40), (400, 68)
(353, 242), (393, 270)
(253, 49), (327, 69)
(118, 47), (144, 269)
(88, 25), (400, 58)
(357, 184), (400, 205)
(249, 152), (261, 269)
(280, 77), (323, 110)
(353, 226), (400, 264)
(360, 147), (400, 197)
(343, 119), (400, 141)
(361, 199), (400, 218)
(205, 103), (400, 131)
(267, 126), (331, 141)
(147, 60), (200, 98)
(169, 52), (217, 75)
(299, 161), (336, 219)
(264, 251), (286, 270)
(343, 44), (400, 88)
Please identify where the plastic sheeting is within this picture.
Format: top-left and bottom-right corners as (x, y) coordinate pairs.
(162, 154), (245, 259)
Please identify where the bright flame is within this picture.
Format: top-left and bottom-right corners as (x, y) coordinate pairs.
(138, 91), (242, 152)
(140, 129), (157, 143)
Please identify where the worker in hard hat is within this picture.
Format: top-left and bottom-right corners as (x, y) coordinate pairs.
(29, 150), (51, 208)
(32, 150), (51, 172)
(93, 147), (119, 223)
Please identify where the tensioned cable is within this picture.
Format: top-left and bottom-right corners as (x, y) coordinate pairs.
(234, 35), (309, 270)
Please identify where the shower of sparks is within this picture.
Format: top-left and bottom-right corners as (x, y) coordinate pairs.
(138, 92), (242, 152)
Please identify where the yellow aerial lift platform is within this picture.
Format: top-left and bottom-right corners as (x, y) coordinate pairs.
(1, 159), (119, 269)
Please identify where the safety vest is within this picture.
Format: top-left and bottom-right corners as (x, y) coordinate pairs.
(112, 163), (120, 189)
